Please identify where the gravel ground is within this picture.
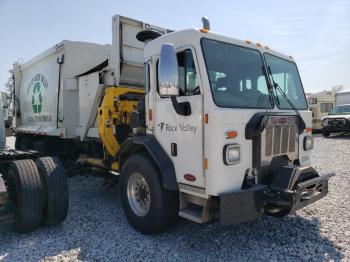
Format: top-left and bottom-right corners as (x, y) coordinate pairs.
(0, 135), (349, 261)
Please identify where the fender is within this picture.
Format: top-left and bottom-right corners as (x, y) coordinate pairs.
(117, 134), (178, 191)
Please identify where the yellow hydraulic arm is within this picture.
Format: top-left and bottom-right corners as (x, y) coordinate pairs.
(98, 86), (144, 170)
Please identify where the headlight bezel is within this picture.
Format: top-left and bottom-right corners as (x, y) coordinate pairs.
(303, 136), (314, 151)
(223, 143), (241, 165)
(321, 119), (328, 126)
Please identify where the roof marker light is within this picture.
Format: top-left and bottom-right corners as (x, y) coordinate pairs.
(245, 40), (252, 44)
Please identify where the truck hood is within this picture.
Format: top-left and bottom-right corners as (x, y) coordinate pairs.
(321, 114), (350, 120)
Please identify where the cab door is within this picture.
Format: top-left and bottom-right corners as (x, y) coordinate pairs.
(154, 48), (204, 188)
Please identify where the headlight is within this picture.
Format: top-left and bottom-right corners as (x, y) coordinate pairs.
(321, 119), (328, 126)
(304, 136), (314, 151)
(223, 144), (240, 165)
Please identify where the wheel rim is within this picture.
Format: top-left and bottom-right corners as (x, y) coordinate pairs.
(126, 173), (151, 217)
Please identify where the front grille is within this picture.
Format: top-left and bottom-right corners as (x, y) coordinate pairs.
(281, 125), (289, 153)
(272, 125), (282, 155)
(289, 125), (297, 152)
(264, 117), (298, 157)
(265, 126), (273, 156)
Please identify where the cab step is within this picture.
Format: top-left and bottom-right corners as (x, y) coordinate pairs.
(179, 206), (205, 223)
(178, 188), (213, 224)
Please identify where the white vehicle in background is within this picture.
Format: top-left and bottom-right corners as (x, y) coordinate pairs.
(321, 91), (350, 137)
(307, 91), (334, 130)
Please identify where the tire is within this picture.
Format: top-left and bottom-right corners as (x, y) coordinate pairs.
(322, 130), (330, 138)
(35, 157), (69, 226)
(120, 154), (179, 234)
(6, 159), (43, 233)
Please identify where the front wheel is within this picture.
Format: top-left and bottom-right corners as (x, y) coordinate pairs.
(120, 154), (179, 234)
(322, 129), (330, 138)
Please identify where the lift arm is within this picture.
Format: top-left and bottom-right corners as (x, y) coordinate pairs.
(98, 86), (144, 168)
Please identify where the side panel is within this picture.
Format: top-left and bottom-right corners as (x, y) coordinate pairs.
(17, 49), (62, 134)
(109, 15), (171, 87)
(77, 72), (100, 140)
(62, 78), (79, 138)
(15, 41), (110, 137)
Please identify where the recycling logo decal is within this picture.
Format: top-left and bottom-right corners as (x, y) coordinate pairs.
(27, 73), (48, 114)
(26, 73), (52, 123)
(32, 82), (43, 113)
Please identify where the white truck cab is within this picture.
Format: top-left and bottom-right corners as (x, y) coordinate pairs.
(124, 20), (334, 227)
(145, 28), (314, 194)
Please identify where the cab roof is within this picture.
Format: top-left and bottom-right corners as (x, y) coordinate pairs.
(144, 28), (293, 62)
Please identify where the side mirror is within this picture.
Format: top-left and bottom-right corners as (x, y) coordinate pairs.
(158, 44), (179, 97)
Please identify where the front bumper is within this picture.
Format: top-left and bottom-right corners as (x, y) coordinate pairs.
(220, 166), (335, 225)
(323, 126), (350, 133)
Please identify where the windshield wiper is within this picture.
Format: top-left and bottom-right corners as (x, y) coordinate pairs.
(260, 66), (274, 108)
(267, 66), (306, 130)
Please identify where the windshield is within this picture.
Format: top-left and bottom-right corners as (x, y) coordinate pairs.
(201, 39), (272, 109)
(330, 105), (350, 115)
(264, 54), (308, 110)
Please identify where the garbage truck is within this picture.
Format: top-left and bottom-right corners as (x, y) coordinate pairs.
(0, 14), (334, 234)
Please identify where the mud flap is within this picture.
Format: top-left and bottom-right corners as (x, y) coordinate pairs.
(220, 185), (266, 225)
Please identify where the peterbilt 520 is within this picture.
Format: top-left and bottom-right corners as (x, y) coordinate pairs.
(0, 15), (334, 234)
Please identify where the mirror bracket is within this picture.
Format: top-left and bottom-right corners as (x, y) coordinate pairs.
(171, 96), (191, 116)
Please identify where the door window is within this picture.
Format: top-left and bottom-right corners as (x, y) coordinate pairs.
(177, 49), (200, 96)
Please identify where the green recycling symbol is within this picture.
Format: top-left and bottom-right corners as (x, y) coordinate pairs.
(32, 82), (42, 113)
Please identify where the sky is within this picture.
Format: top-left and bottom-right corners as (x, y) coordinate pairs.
(0, 0), (349, 93)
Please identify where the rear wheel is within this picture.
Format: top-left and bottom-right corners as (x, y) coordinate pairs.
(35, 157), (69, 226)
(120, 154), (179, 234)
(6, 159), (43, 233)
